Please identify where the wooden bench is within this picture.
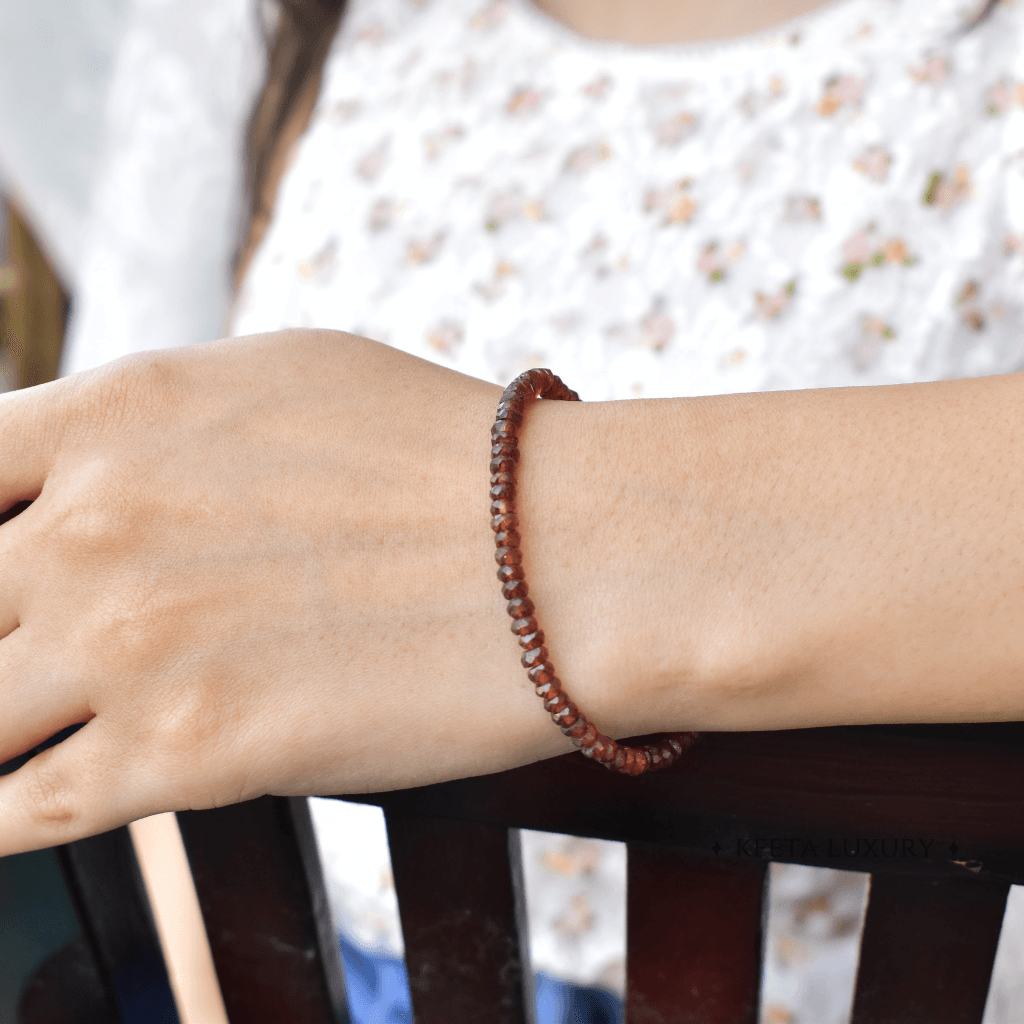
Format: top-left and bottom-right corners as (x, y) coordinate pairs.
(14, 721), (1024, 1024)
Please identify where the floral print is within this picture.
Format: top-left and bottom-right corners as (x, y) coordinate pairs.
(234, 0), (1024, 394)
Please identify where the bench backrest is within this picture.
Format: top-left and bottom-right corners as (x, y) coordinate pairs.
(18, 722), (1024, 1024)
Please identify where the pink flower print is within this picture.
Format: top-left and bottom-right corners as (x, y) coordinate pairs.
(563, 142), (613, 175)
(485, 186), (523, 231)
(841, 227), (915, 280)
(755, 279), (797, 320)
(426, 319), (464, 355)
(652, 110), (698, 147)
(986, 77), (1024, 115)
(328, 99), (361, 122)
(297, 238), (337, 284)
(368, 198), (400, 232)
(423, 124), (465, 161)
(908, 53), (951, 85)
(956, 280), (986, 331)
(644, 179), (697, 226)
(849, 314), (897, 371)
(541, 839), (601, 877)
(523, 200), (546, 222)
(406, 231), (445, 265)
(356, 138), (390, 182)
(783, 195), (822, 222)
(923, 165), (972, 208)
(474, 261), (517, 302)
(698, 240), (744, 282)
(1004, 233), (1024, 256)
(506, 87), (543, 116)
(637, 308), (675, 351)
(738, 75), (786, 117)
(553, 894), (595, 938)
(817, 75), (864, 116)
(470, 0), (508, 29)
(853, 145), (892, 182)
(582, 74), (614, 100)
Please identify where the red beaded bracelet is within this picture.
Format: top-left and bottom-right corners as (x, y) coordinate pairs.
(490, 368), (696, 776)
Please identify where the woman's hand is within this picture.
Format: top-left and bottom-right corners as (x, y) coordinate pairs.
(0, 331), (591, 855)
(6, 327), (1024, 856)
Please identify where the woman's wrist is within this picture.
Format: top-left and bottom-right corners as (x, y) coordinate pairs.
(512, 371), (1024, 741)
(512, 392), (722, 742)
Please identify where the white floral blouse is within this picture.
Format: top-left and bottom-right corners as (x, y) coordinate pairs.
(233, 0), (1024, 398)
(237, 0), (1024, 1010)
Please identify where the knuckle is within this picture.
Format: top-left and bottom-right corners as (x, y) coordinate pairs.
(53, 481), (134, 556)
(64, 352), (158, 441)
(22, 752), (80, 831)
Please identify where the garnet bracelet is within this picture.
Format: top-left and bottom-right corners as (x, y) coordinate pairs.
(490, 368), (696, 776)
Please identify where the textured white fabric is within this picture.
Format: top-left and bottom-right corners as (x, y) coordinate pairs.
(236, 0), (1024, 1007)
(233, 0), (1024, 397)
(60, 0), (265, 376)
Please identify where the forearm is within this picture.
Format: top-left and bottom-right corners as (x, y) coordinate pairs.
(518, 372), (1024, 737)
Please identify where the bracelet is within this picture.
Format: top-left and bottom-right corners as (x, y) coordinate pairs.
(490, 368), (696, 776)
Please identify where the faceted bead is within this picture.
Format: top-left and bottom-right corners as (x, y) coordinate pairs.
(575, 722), (598, 749)
(497, 564), (525, 583)
(518, 629), (545, 650)
(490, 498), (515, 517)
(494, 546), (523, 566)
(511, 616), (538, 636)
(501, 578), (529, 600)
(594, 740), (618, 763)
(544, 691), (570, 714)
(524, 368), (554, 392)
(491, 420), (516, 442)
(491, 512), (519, 533)
(490, 455), (517, 475)
(506, 597), (534, 619)
(490, 471), (515, 488)
(533, 681), (556, 698)
(491, 441), (518, 460)
(555, 702), (579, 728)
(495, 402), (524, 422)
(495, 529), (521, 549)
(490, 482), (516, 502)
(565, 719), (589, 740)
(521, 645), (548, 668)
(527, 663), (557, 686)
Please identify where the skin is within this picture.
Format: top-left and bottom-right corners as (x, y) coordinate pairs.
(1, 330), (1024, 859)
(532, 0), (834, 44)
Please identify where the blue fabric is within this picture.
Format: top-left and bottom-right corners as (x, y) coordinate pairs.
(338, 934), (623, 1024)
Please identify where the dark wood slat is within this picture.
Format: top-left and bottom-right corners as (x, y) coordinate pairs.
(385, 812), (533, 1024)
(851, 873), (1009, 1024)
(344, 724), (1024, 884)
(58, 828), (178, 1024)
(627, 848), (766, 1024)
(17, 938), (119, 1024)
(177, 797), (348, 1024)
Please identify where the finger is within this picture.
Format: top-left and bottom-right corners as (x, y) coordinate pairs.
(0, 500), (35, 639)
(0, 628), (92, 766)
(0, 718), (138, 856)
(0, 382), (63, 511)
